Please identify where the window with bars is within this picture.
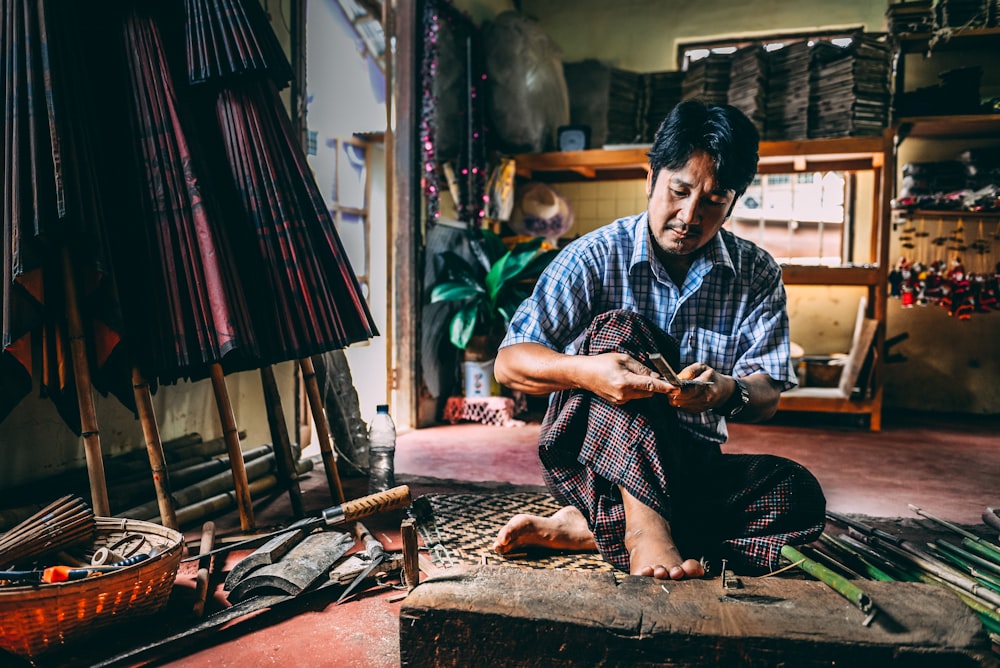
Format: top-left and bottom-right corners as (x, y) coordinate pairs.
(728, 172), (848, 266)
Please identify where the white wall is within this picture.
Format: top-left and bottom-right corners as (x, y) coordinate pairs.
(306, 0), (390, 429)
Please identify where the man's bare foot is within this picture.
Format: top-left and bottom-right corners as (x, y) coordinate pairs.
(621, 487), (705, 580)
(493, 505), (597, 555)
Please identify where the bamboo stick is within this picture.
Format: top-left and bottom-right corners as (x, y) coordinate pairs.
(259, 366), (303, 517)
(120, 448), (279, 520)
(928, 543), (1000, 592)
(780, 544), (878, 625)
(209, 363), (255, 532)
(866, 535), (1000, 608)
(299, 356), (344, 504)
(938, 539), (1000, 578)
(0, 495), (96, 568)
(61, 247), (110, 516)
(193, 521), (215, 618)
(173, 474), (279, 527)
(962, 537), (1000, 567)
(131, 367), (178, 530)
(819, 533), (896, 582)
(909, 504), (1000, 555)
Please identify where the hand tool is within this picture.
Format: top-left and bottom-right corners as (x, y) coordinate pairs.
(193, 521), (216, 617)
(182, 485), (411, 563)
(647, 353), (713, 387)
(407, 496), (455, 567)
(337, 522), (389, 604)
(0, 552), (152, 584)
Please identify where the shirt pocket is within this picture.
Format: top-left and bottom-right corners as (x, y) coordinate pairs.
(685, 327), (739, 373)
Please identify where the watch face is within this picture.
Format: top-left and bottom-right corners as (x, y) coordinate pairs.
(558, 126), (589, 152)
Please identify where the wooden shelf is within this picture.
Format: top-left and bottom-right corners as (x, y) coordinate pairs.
(893, 208), (1000, 220)
(512, 136), (888, 181)
(781, 265), (882, 287)
(512, 147), (650, 181)
(893, 26), (1000, 53)
(896, 114), (1000, 141)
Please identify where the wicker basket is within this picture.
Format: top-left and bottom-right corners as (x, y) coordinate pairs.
(0, 516), (184, 661)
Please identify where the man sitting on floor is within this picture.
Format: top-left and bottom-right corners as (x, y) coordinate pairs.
(491, 100), (826, 580)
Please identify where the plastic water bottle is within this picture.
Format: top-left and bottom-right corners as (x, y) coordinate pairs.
(368, 404), (396, 493)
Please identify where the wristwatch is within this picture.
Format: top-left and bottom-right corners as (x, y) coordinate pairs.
(716, 377), (750, 419)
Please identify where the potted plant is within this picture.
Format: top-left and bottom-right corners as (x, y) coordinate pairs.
(430, 229), (557, 361)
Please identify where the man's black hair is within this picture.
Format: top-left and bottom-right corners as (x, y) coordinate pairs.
(646, 99), (759, 197)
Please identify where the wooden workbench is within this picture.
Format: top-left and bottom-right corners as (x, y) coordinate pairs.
(400, 566), (996, 666)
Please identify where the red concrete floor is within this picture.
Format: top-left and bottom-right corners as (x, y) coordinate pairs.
(18, 408), (1000, 667)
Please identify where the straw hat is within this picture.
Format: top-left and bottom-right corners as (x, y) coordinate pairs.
(510, 182), (574, 241)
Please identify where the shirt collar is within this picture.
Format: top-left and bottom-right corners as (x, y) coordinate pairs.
(630, 212), (737, 280)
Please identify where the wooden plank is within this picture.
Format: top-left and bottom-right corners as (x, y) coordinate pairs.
(400, 567), (995, 667)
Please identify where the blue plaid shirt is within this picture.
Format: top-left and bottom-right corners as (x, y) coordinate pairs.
(502, 212), (797, 444)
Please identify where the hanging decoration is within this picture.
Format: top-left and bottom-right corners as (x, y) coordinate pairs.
(889, 214), (999, 320)
(419, 0), (488, 227)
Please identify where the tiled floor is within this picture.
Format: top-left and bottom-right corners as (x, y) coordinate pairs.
(16, 408), (1000, 667)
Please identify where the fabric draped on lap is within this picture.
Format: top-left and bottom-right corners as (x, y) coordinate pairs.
(538, 309), (825, 573)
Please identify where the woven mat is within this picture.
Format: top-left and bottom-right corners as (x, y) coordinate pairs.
(421, 492), (615, 573)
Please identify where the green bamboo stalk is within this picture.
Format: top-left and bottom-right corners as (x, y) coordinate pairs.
(961, 536), (1000, 567)
(819, 533), (896, 582)
(942, 539), (1000, 577)
(781, 544), (878, 625)
(836, 533), (920, 582)
(872, 536), (1000, 608)
(802, 542), (865, 580)
(904, 564), (1000, 643)
(909, 504), (1000, 555)
(929, 543), (1000, 593)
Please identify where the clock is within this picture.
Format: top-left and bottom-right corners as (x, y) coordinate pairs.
(558, 125), (590, 152)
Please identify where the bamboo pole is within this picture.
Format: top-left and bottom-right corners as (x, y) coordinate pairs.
(259, 366), (304, 517)
(193, 520), (215, 618)
(61, 247), (110, 516)
(131, 367), (178, 530)
(299, 356), (344, 504)
(780, 544), (879, 626)
(209, 363), (255, 531)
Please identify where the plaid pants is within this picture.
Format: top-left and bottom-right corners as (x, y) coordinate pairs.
(539, 309), (826, 574)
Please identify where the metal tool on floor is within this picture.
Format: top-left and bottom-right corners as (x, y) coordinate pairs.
(337, 522), (389, 604)
(407, 496), (455, 567)
(182, 485), (412, 563)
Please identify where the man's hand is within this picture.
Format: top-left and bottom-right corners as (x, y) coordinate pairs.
(579, 352), (677, 406)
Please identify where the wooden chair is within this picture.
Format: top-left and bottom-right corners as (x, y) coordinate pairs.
(778, 299), (882, 431)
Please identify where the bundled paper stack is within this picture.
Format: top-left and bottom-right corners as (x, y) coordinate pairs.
(607, 67), (645, 144)
(727, 44), (768, 136)
(642, 70), (684, 141)
(681, 53), (732, 106)
(764, 41), (811, 140)
(885, 1), (934, 35)
(563, 60), (645, 147)
(808, 35), (891, 138)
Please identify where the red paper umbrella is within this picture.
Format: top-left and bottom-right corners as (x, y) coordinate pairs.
(184, 0), (292, 86)
(178, 0), (376, 355)
(211, 78), (378, 358)
(112, 6), (259, 384)
(2, 0), (129, 430)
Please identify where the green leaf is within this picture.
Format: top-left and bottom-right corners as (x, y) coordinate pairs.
(437, 250), (483, 285)
(430, 282), (483, 303)
(448, 302), (480, 350)
(480, 229), (508, 263)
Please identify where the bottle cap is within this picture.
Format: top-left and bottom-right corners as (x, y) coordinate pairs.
(376, 404), (389, 413)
